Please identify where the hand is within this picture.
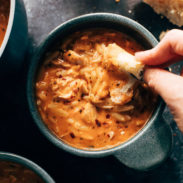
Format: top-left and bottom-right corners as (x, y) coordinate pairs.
(135, 29), (183, 132)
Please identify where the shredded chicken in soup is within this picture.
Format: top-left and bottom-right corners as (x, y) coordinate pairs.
(36, 29), (157, 150)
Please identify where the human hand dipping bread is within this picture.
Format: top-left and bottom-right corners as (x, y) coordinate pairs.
(135, 29), (183, 132)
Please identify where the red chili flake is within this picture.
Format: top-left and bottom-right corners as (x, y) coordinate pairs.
(88, 145), (94, 148)
(106, 114), (110, 119)
(70, 133), (75, 138)
(81, 93), (85, 98)
(116, 121), (121, 124)
(95, 119), (101, 127)
(124, 125), (128, 128)
(116, 83), (120, 86)
(63, 100), (70, 104)
(62, 78), (66, 80)
(96, 107), (100, 112)
(103, 122), (108, 125)
(59, 75), (62, 78)
(73, 89), (78, 93)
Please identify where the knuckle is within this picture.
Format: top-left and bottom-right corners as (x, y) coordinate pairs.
(166, 29), (183, 39)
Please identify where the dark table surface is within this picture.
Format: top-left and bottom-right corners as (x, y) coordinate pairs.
(1, 0), (183, 182)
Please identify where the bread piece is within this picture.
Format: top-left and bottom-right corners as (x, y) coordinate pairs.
(105, 43), (144, 80)
(144, 0), (183, 27)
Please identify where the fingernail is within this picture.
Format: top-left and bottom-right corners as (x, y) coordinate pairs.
(135, 51), (145, 58)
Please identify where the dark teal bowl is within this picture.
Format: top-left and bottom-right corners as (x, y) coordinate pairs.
(27, 13), (173, 171)
(0, 0), (28, 76)
(0, 152), (55, 183)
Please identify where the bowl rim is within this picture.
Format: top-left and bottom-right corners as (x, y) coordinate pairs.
(0, 0), (15, 58)
(0, 152), (55, 183)
(27, 12), (161, 157)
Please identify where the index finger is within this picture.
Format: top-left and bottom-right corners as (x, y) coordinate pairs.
(135, 29), (183, 66)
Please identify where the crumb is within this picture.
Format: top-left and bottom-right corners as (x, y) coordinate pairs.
(128, 10), (132, 14)
(120, 131), (125, 135)
(115, 0), (120, 2)
(169, 67), (172, 72)
(159, 30), (169, 41)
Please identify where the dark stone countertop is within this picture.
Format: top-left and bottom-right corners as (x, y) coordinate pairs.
(1, 0), (183, 182)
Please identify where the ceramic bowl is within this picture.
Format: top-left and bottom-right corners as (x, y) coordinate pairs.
(0, 0), (28, 76)
(0, 152), (55, 183)
(27, 13), (173, 171)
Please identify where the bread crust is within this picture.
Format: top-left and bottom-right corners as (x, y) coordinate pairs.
(144, 0), (183, 27)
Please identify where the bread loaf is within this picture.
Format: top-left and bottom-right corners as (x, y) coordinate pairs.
(144, 0), (183, 27)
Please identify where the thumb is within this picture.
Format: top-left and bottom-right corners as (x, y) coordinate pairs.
(144, 68), (183, 132)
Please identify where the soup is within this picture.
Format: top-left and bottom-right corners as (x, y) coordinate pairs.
(0, 0), (9, 47)
(0, 161), (44, 183)
(36, 29), (157, 150)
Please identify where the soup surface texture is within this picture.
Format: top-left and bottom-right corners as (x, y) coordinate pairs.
(0, 0), (9, 47)
(36, 29), (157, 150)
(0, 161), (44, 183)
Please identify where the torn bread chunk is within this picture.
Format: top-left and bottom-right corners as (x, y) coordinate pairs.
(144, 0), (183, 27)
(104, 43), (144, 80)
(110, 75), (136, 105)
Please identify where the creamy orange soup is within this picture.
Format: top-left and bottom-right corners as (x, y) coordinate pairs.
(0, 161), (44, 183)
(0, 0), (9, 47)
(36, 29), (157, 150)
